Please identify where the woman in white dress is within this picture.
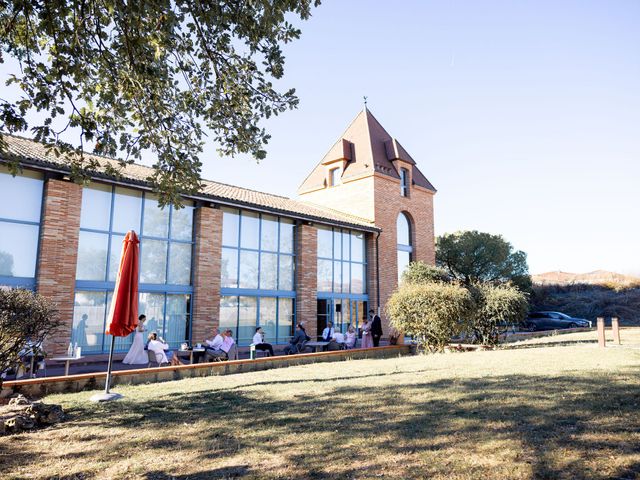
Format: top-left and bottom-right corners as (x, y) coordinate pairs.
(123, 314), (149, 364)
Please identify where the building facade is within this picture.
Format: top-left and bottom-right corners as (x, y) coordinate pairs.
(0, 108), (436, 356)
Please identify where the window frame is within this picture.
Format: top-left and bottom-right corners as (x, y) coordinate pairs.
(396, 212), (414, 283)
(400, 168), (409, 197)
(0, 166), (44, 289)
(328, 166), (342, 187)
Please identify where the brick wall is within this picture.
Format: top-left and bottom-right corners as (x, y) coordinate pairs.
(191, 206), (222, 342)
(36, 178), (82, 357)
(297, 175), (376, 222)
(295, 223), (318, 339)
(373, 174), (435, 337)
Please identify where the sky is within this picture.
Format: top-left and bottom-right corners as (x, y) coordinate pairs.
(2, 1), (639, 275)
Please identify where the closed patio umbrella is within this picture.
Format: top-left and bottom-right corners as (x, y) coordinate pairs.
(90, 231), (139, 402)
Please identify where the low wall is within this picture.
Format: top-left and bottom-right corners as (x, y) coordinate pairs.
(500, 327), (594, 343)
(1, 345), (411, 399)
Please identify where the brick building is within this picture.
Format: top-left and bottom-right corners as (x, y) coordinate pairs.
(0, 108), (436, 356)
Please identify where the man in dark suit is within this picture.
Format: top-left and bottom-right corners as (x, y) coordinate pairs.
(369, 309), (383, 347)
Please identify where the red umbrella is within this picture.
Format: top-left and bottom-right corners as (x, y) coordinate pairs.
(91, 230), (139, 402)
(106, 231), (140, 337)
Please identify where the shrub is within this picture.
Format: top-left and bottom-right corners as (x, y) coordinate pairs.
(402, 262), (451, 285)
(468, 283), (529, 345)
(0, 289), (60, 387)
(386, 282), (474, 352)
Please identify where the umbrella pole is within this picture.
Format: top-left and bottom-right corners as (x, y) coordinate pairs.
(104, 335), (116, 394)
(89, 335), (122, 402)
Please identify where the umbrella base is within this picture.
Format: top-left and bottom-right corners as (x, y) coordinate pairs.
(89, 392), (123, 402)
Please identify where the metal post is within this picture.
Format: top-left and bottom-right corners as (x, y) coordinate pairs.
(597, 317), (606, 348)
(104, 335), (116, 394)
(89, 335), (122, 402)
(611, 317), (621, 345)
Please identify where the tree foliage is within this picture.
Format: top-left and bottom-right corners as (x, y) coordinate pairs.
(0, 0), (320, 206)
(386, 282), (474, 352)
(468, 282), (529, 345)
(389, 261), (529, 347)
(401, 262), (451, 285)
(436, 230), (532, 291)
(0, 288), (61, 387)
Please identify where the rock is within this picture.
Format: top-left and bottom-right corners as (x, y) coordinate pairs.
(0, 397), (64, 435)
(8, 394), (30, 406)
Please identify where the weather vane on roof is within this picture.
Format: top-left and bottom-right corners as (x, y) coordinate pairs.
(363, 95), (368, 107)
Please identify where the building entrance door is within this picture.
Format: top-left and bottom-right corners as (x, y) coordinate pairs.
(317, 298), (368, 340)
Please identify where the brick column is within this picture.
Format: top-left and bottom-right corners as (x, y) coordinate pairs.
(36, 178), (82, 357)
(295, 223), (317, 339)
(191, 205), (222, 342)
(366, 232), (379, 315)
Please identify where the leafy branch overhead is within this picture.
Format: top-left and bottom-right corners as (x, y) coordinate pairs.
(0, 0), (320, 206)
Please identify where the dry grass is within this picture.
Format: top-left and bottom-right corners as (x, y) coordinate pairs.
(2, 330), (640, 480)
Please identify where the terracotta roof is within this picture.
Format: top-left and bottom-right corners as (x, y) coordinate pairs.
(0, 134), (379, 231)
(298, 108), (436, 193)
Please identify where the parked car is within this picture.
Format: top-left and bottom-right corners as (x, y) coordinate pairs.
(525, 312), (592, 331)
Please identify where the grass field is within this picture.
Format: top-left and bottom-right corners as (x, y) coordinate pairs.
(2, 329), (640, 480)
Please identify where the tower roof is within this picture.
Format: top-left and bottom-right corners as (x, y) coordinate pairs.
(298, 107), (436, 193)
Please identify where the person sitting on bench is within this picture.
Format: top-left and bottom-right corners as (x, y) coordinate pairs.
(204, 327), (225, 361)
(252, 327), (275, 356)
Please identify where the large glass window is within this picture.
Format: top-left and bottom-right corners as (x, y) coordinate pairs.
(220, 295), (294, 345)
(76, 184), (194, 286)
(397, 212), (413, 283)
(0, 166), (43, 287)
(220, 208), (295, 345)
(221, 208), (295, 292)
(316, 226), (367, 294)
(74, 183), (195, 353)
(72, 290), (191, 352)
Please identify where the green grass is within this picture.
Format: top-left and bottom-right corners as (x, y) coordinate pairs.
(2, 330), (640, 479)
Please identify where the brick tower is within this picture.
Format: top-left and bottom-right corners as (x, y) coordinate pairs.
(298, 107), (436, 334)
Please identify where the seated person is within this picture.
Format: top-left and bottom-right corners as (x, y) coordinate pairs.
(204, 327), (225, 361)
(252, 327), (275, 356)
(327, 331), (346, 351)
(283, 323), (308, 355)
(345, 326), (357, 349)
(220, 329), (237, 360)
(147, 332), (183, 366)
(322, 321), (335, 342)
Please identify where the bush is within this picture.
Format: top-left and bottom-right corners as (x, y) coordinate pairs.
(402, 262), (451, 285)
(386, 282), (474, 352)
(468, 283), (529, 345)
(0, 289), (60, 386)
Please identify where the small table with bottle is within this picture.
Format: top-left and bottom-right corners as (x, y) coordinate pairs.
(51, 343), (85, 376)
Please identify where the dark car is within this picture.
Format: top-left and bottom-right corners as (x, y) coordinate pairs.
(525, 312), (591, 331)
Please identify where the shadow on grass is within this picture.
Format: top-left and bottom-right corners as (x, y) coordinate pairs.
(1, 366), (639, 479)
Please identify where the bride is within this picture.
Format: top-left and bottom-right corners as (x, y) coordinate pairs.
(123, 314), (149, 364)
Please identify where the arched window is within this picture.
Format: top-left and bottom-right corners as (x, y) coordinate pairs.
(397, 212), (413, 283)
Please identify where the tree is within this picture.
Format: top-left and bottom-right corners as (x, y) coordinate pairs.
(436, 231), (532, 291)
(386, 282), (474, 352)
(0, 0), (320, 206)
(0, 288), (61, 389)
(468, 282), (529, 346)
(401, 262), (451, 285)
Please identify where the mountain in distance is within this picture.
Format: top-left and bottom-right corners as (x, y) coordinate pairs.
(532, 270), (640, 287)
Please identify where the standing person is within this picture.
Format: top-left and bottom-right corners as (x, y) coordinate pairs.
(361, 318), (373, 349)
(147, 332), (183, 366)
(123, 314), (148, 365)
(370, 309), (383, 347)
(252, 327), (275, 356)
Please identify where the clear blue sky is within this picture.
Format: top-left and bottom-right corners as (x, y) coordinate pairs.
(3, 1), (639, 275)
(205, 0), (639, 276)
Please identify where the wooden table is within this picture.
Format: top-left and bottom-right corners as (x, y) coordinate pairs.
(50, 356), (85, 376)
(305, 341), (329, 353)
(178, 348), (206, 364)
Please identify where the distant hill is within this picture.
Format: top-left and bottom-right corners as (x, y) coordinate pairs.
(531, 270), (640, 326)
(533, 270), (640, 287)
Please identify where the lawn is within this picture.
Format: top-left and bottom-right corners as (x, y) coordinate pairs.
(2, 330), (640, 480)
